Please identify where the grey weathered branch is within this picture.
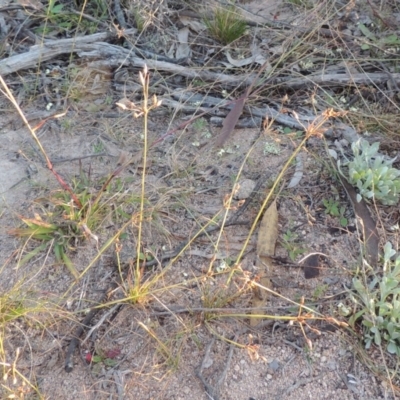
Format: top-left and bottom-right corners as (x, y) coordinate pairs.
(0, 30), (137, 75)
(0, 32), (255, 87)
(275, 71), (400, 89)
(2, 31), (399, 92)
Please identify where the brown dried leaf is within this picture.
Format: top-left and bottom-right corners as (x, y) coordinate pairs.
(250, 200), (278, 326)
(214, 96), (246, 148)
(338, 175), (379, 267)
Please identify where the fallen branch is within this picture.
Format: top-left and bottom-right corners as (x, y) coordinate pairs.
(0, 29), (136, 75)
(0, 34), (256, 87)
(275, 71), (400, 89)
(3, 30), (397, 97)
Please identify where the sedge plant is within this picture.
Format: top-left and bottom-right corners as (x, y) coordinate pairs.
(204, 5), (247, 45)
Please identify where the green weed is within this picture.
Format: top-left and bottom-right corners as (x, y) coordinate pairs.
(322, 198), (348, 227)
(340, 138), (400, 205)
(281, 229), (306, 261)
(349, 242), (400, 356)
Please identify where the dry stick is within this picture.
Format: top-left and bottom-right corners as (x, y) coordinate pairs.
(51, 152), (109, 164)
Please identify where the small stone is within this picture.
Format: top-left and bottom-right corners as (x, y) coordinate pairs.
(234, 179), (256, 200)
(268, 359), (280, 372)
(234, 365), (240, 372)
(321, 356), (327, 363)
(327, 361), (337, 371)
(266, 374), (273, 380)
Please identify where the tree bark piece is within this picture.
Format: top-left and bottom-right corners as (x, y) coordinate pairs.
(250, 200), (278, 326)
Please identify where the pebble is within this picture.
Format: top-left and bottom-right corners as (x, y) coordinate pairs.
(234, 179), (256, 200)
(327, 361), (337, 371)
(268, 359), (280, 372)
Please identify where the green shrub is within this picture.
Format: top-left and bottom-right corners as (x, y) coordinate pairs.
(341, 138), (400, 205)
(349, 243), (400, 355)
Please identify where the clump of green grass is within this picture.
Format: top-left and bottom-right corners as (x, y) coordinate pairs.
(204, 5), (247, 45)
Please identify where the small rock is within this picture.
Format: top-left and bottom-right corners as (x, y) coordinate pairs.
(327, 361), (337, 371)
(339, 349), (347, 356)
(324, 277), (339, 285)
(268, 359), (280, 372)
(234, 179), (256, 200)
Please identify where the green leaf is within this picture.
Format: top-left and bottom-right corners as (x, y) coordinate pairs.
(371, 327), (382, 345)
(19, 242), (49, 266)
(362, 319), (374, 328)
(91, 355), (103, 363)
(103, 358), (117, 367)
(54, 243), (62, 262)
(381, 34), (400, 45)
(51, 4), (64, 14)
(61, 251), (80, 280)
(340, 217), (348, 227)
(387, 341), (398, 354)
